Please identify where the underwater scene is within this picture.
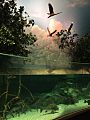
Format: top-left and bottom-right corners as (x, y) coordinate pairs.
(0, 75), (90, 120)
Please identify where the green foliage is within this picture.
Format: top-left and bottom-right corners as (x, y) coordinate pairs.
(0, 0), (37, 56)
(72, 35), (90, 63)
(0, 25), (15, 53)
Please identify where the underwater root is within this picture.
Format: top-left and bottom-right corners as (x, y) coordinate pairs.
(0, 76), (34, 119)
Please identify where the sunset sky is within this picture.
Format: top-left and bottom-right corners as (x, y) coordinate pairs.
(17, 0), (90, 35)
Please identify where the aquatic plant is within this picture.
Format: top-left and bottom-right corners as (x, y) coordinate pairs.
(0, 75), (34, 119)
(84, 99), (90, 105)
(45, 103), (59, 114)
(82, 82), (90, 98)
(31, 88), (78, 113)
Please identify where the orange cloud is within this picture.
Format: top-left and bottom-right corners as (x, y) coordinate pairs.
(24, 19), (63, 49)
(31, 25), (54, 48)
(24, 20), (71, 68)
(31, 25), (47, 39)
(49, 19), (63, 33)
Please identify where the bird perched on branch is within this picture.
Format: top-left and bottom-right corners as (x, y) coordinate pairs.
(47, 3), (62, 18)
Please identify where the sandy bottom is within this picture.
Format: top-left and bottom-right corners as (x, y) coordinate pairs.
(1, 68), (90, 75)
(13, 68), (90, 75)
(7, 100), (89, 120)
(31, 69), (90, 74)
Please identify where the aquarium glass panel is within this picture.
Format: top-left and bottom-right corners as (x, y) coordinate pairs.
(0, 75), (90, 120)
(0, 53), (90, 75)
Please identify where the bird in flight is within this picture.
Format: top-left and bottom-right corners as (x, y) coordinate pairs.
(47, 3), (62, 18)
(47, 27), (57, 37)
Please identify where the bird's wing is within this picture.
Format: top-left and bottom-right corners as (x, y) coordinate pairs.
(51, 30), (57, 35)
(47, 27), (51, 35)
(48, 3), (54, 14)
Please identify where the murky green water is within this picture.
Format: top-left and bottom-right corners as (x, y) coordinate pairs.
(0, 75), (90, 120)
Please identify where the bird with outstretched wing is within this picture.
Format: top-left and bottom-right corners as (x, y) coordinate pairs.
(47, 3), (62, 18)
(47, 27), (57, 37)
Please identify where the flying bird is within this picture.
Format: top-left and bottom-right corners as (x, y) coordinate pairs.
(47, 27), (57, 37)
(67, 22), (73, 34)
(47, 3), (62, 18)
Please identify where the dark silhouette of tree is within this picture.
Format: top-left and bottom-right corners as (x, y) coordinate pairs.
(0, 0), (37, 56)
(71, 34), (90, 63)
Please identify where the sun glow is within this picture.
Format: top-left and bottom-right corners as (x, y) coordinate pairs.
(49, 19), (63, 33)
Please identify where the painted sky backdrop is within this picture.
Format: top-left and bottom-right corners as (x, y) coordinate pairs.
(17, 0), (90, 35)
